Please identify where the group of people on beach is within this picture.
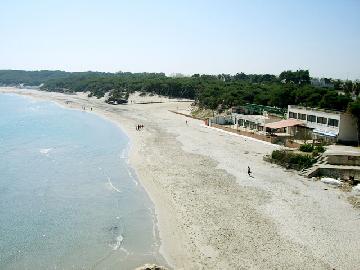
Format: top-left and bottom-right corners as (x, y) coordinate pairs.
(136, 124), (144, 131)
(81, 106), (93, 111)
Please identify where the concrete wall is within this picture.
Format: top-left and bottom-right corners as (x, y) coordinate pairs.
(338, 113), (358, 143)
(317, 167), (360, 179)
(326, 154), (360, 166)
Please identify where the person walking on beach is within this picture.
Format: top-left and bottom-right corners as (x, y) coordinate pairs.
(248, 166), (252, 177)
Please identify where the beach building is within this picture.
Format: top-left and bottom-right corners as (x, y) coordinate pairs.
(301, 145), (360, 180)
(231, 104), (286, 117)
(210, 115), (233, 125)
(210, 112), (282, 133)
(287, 105), (358, 144)
(232, 113), (281, 132)
(310, 78), (334, 88)
(208, 112), (302, 148)
(265, 118), (306, 136)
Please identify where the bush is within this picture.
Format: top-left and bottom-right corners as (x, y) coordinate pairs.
(288, 154), (315, 169)
(299, 144), (314, 152)
(270, 150), (315, 170)
(315, 145), (326, 153)
(312, 149), (319, 157)
(271, 150), (286, 161)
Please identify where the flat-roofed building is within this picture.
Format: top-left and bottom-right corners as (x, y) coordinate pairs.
(287, 105), (358, 144)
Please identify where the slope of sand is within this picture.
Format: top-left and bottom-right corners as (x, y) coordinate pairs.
(1, 87), (360, 270)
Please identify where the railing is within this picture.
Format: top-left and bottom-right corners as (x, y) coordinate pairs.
(288, 105), (342, 114)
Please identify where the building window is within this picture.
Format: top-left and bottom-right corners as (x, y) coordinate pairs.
(317, 117), (327, 124)
(298, 113), (306, 120)
(328, 118), (339, 127)
(289, 112), (297, 119)
(307, 115), (316, 122)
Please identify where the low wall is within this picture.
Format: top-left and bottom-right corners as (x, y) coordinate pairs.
(326, 155), (360, 166)
(211, 124), (273, 143)
(210, 124), (300, 148)
(317, 167), (360, 179)
(169, 110), (204, 120)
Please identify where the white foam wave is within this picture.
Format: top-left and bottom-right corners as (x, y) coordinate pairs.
(39, 148), (52, 155)
(107, 177), (121, 193)
(127, 169), (138, 186)
(119, 148), (127, 159)
(112, 234), (124, 250)
(120, 247), (130, 255)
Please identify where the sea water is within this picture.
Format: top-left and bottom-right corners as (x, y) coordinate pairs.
(0, 93), (165, 270)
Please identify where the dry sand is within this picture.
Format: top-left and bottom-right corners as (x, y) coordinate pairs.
(1, 87), (360, 270)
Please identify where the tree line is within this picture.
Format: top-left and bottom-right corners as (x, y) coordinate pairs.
(0, 69), (359, 115)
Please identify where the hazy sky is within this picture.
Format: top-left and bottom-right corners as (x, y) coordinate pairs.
(1, 0), (359, 79)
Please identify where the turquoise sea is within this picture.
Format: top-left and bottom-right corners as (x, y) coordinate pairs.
(0, 93), (165, 270)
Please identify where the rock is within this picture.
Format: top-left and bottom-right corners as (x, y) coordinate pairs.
(352, 184), (360, 192)
(321, 177), (342, 186)
(134, 264), (168, 270)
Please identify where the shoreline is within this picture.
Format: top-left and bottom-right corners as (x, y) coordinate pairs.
(0, 88), (178, 268)
(2, 87), (360, 270)
(0, 90), (167, 269)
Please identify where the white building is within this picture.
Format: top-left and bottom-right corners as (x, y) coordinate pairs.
(210, 115), (233, 125)
(287, 105), (358, 144)
(310, 78), (334, 88)
(231, 113), (282, 132)
(232, 114), (267, 131)
(209, 113), (281, 132)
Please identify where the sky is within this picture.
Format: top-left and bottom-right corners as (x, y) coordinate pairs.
(0, 0), (359, 79)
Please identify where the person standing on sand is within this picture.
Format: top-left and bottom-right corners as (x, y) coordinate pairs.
(248, 166), (252, 176)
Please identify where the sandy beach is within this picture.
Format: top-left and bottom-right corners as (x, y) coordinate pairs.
(1, 87), (360, 270)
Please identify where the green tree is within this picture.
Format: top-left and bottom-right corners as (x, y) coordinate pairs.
(348, 99), (360, 145)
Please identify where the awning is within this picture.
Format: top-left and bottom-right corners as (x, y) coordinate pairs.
(313, 129), (338, 137)
(265, 119), (304, 129)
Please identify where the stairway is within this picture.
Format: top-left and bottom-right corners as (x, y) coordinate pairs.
(300, 154), (328, 178)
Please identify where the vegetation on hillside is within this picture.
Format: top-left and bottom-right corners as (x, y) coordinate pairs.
(299, 144), (326, 157)
(0, 70), (359, 116)
(269, 150), (316, 170)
